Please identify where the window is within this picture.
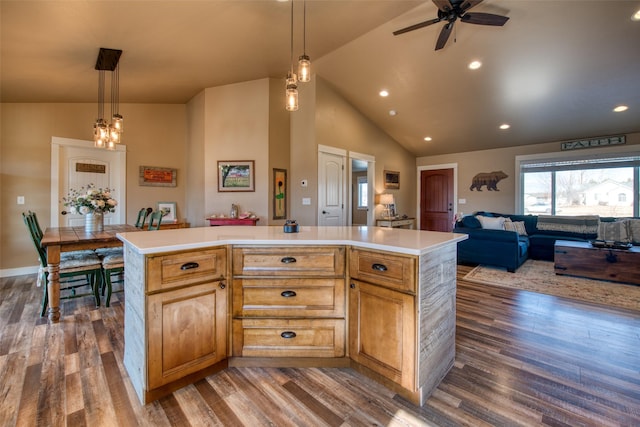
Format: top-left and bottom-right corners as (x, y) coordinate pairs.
(519, 152), (640, 217)
(357, 176), (368, 209)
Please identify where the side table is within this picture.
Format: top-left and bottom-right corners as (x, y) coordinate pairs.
(376, 218), (415, 229)
(207, 217), (259, 226)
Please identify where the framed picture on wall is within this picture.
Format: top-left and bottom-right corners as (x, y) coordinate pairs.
(384, 170), (400, 189)
(273, 168), (287, 219)
(217, 160), (255, 192)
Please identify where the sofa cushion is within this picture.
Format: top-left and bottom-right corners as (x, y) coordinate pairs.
(504, 218), (528, 236)
(597, 221), (630, 242)
(536, 215), (600, 234)
(623, 219), (640, 245)
(461, 215), (482, 229)
(477, 215), (506, 230)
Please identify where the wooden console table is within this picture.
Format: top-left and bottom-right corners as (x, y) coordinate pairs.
(376, 218), (415, 229)
(158, 221), (189, 230)
(554, 240), (640, 285)
(207, 217), (259, 226)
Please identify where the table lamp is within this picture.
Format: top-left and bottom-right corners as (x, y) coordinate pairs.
(379, 193), (395, 219)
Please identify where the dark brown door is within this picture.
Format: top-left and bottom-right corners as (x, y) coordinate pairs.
(420, 168), (454, 231)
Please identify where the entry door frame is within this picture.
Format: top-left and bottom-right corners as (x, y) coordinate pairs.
(348, 151), (375, 226)
(50, 136), (127, 226)
(416, 163), (458, 230)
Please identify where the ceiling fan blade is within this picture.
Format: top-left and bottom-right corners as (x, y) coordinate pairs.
(432, 0), (452, 13)
(459, 0), (484, 12)
(435, 21), (454, 50)
(393, 17), (441, 36)
(461, 12), (509, 26)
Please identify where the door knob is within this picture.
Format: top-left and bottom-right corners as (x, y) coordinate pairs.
(322, 210), (328, 214)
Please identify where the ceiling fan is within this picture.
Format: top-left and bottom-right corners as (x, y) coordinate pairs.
(393, 0), (509, 51)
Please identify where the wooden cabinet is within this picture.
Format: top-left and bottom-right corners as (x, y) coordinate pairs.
(231, 246), (346, 358)
(147, 281), (227, 389)
(349, 248), (416, 391)
(144, 248), (227, 399)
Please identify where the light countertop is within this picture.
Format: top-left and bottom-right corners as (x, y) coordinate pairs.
(118, 226), (467, 256)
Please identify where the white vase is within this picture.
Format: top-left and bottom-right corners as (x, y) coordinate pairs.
(85, 211), (104, 232)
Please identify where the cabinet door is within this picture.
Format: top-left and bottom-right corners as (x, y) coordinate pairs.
(349, 279), (415, 390)
(147, 281), (227, 389)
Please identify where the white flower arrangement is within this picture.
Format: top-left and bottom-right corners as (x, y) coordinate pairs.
(63, 183), (118, 214)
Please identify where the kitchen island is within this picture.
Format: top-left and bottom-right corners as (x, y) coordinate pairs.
(117, 226), (467, 405)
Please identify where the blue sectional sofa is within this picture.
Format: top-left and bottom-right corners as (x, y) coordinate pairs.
(453, 211), (638, 272)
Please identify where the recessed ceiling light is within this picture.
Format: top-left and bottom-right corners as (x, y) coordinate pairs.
(632, 9), (640, 21)
(468, 60), (482, 70)
(388, 109), (397, 116)
(499, 123), (510, 130)
(613, 105), (628, 112)
(379, 90), (389, 97)
(423, 136), (432, 142)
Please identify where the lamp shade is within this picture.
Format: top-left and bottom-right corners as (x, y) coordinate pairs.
(379, 194), (394, 205)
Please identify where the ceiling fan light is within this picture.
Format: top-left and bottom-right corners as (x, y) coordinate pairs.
(298, 55), (311, 82)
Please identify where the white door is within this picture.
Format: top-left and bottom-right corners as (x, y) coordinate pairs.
(318, 147), (346, 226)
(51, 137), (126, 226)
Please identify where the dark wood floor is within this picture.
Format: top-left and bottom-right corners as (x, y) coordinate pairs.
(1, 265), (639, 426)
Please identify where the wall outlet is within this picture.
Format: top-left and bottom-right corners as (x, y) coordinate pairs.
(17, 196), (25, 205)
(302, 197), (311, 205)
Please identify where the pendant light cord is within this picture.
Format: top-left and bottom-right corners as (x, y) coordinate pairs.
(290, 0), (294, 74)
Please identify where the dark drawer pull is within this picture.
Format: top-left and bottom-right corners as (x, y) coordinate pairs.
(281, 290), (297, 298)
(372, 263), (387, 272)
(281, 331), (297, 339)
(281, 257), (297, 264)
(180, 262), (200, 270)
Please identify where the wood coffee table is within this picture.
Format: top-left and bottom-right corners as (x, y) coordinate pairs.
(554, 240), (640, 285)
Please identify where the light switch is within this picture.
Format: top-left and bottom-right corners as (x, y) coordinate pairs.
(17, 196), (25, 205)
(302, 198), (311, 205)
(458, 198), (466, 204)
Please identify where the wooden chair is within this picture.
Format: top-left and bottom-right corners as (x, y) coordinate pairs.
(101, 251), (124, 307)
(23, 212), (103, 316)
(147, 210), (163, 230)
(135, 207), (153, 228)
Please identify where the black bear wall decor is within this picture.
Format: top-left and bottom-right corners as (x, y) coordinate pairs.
(469, 171), (508, 191)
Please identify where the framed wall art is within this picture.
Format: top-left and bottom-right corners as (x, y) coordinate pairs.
(139, 166), (177, 187)
(218, 160), (255, 192)
(273, 168), (287, 219)
(157, 201), (177, 223)
(384, 170), (400, 189)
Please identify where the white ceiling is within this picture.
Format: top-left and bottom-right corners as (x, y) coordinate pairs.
(2, 0), (639, 157)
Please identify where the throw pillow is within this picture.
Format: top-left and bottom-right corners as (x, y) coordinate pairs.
(461, 215), (482, 229)
(623, 219), (640, 245)
(476, 215), (506, 230)
(504, 219), (528, 236)
(597, 221), (630, 242)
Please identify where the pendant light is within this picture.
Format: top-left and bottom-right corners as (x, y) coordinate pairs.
(297, 0), (311, 82)
(285, 0), (298, 111)
(93, 48), (123, 149)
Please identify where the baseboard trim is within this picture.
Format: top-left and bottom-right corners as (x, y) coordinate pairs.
(0, 266), (39, 278)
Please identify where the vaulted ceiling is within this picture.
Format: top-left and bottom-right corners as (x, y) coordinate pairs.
(2, 1), (639, 157)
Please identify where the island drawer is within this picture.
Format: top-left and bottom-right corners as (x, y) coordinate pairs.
(349, 248), (416, 293)
(232, 318), (345, 358)
(232, 278), (345, 317)
(147, 248), (227, 292)
(232, 246), (345, 277)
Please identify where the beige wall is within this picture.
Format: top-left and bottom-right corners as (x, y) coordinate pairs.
(1, 103), (187, 272)
(417, 132), (640, 216)
(310, 77), (417, 221)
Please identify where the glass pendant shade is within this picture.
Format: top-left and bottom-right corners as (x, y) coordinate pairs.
(298, 55), (311, 82)
(286, 82), (299, 112)
(112, 114), (124, 133)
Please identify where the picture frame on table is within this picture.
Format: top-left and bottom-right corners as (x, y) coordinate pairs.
(157, 202), (177, 223)
(273, 168), (287, 219)
(218, 160), (255, 192)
